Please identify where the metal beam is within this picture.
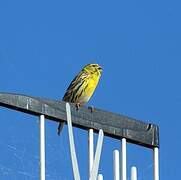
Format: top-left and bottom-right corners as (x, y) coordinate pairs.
(0, 92), (159, 148)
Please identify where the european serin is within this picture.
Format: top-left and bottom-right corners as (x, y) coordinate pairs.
(57, 63), (102, 135)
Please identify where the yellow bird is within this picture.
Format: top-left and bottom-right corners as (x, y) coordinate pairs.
(57, 63), (103, 135)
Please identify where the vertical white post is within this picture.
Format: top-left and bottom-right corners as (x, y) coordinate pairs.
(113, 150), (120, 180)
(97, 174), (103, 180)
(121, 138), (127, 180)
(39, 115), (45, 180)
(89, 129), (94, 177)
(153, 147), (159, 180)
(131, 166), (137, 180)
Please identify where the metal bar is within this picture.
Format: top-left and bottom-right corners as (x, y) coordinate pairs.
(121, 138), (127, 180)
(89, 129), (104, 180)
(0, 92), (159, 148)
(89, 129), (94, 177)
(66, 103), (80, 180)
(39, 115), (46, 180)
(153, 147), (159, 180)
(131, 166), (137, 180)
(113, 150), (120, 180)
(97, 174), (103, 180)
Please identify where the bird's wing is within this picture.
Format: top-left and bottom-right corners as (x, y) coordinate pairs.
(62, 71), (90, 102)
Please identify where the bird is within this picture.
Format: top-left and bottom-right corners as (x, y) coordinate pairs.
(57, 63), (103, 135)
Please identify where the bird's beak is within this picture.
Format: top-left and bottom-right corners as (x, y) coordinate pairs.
(98, 66), (103, 72)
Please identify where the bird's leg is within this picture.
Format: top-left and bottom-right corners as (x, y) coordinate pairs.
(88, 105), (94, 113)
(75, 103), (81, 110)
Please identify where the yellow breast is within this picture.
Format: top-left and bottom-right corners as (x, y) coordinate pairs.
(80, 73), (100, 103)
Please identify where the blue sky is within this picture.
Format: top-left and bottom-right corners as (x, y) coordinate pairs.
(0, 0), (181, 179)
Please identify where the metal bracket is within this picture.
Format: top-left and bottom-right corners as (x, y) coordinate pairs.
(0, 92), (159, 148)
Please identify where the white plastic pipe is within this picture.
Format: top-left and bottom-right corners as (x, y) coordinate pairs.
(39, 115), (46, 180)
(89, 129), (94, 177)
(66, 103), (80, 180)
(89, 129), (104, 180)
(131, 166), (137, 180)
(113, 150), (120, 180)
(153, 147), (159, 180)
(121, 138), (127, 180)
(97, 174), (103, 180)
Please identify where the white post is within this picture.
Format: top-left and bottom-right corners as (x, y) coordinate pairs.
(89, 129), (94, 177)
(97, 174), (103, 180)
(121, 138), (127, 180)
(131, 166), (137, 180)
(39, 115), (45, 180)
(113, 150), (120, 180)
(153, 147), (159, 180)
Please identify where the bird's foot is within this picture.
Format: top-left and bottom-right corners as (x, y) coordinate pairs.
(75, 103), (81, 110)
(88, 105), (94, 113)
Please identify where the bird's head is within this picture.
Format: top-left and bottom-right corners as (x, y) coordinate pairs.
(83, 63), (103, 76)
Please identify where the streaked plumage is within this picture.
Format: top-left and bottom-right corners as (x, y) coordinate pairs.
(57, 63), (102, 135)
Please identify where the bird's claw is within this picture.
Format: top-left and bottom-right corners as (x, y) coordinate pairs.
(75, 103), (80, 110)
(88, 106), (94, 113)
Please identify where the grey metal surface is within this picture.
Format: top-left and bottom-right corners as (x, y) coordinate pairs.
(0, 92), (159, 148)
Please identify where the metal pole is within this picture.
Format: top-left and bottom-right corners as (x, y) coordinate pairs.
(89, 129), (94, 177)
(39, 115), (45, 180)
(131, 166), (137, 180)
(121, 138), (127, 180)
(97, 174), (103, 180)
(113, 150), (120, 180)
(153, 147), (159, 180)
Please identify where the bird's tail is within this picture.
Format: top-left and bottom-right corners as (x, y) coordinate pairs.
(57, 122), (64, 135)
